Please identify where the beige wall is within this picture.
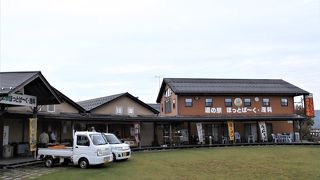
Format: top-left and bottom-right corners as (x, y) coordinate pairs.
(3, 119), (25, 143)
(38, 102), (80, 114)
(140, 123), (154, 146)
(7, 102), (80, 114)
(92, 96), (155, 116)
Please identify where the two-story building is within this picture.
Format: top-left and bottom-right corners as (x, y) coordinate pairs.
(156, 78), (311, 146)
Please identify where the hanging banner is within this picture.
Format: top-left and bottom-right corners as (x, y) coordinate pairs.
(196, 123), (204, 143)
(133, 123), (140, 143)
(3, 126), (9, 146)
(227, 121), (234, 141)
(305, 94), (315, 117)
(258, 121), (268, 142)
(29, 118), (37, 151)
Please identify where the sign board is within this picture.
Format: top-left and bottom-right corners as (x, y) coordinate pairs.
(29, 118), (37, 151)
(227, 121), (234, 141)
(133, 123), (140, 143)
(196, 123), (204, 144)
(258, 121), (268, 142)
(305, 95), (315, 117)
(0, 93), (37, 107)
(3, 126), (9, 146)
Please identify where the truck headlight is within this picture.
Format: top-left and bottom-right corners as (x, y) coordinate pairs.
(97, 149), (104, 156)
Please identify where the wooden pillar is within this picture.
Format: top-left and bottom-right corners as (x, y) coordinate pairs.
(153, 122), (158, 146)
(292, 120), (296, 142)
(256, 121), (260, 143)
(188, 122), (191, 145)
(138, 122), (142, 149)
(0, 115), (3, 158)
(169, 123), (172, 147)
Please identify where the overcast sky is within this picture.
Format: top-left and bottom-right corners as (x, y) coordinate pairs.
(0, 0), (319, 109)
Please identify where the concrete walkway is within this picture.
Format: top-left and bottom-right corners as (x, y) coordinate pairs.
(0, 165), (64, 180)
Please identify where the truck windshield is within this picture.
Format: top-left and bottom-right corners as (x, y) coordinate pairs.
(89, 134), (107, 146)
(104, 134), (121, 144)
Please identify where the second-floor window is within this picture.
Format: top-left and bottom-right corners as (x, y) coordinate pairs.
(263, 98), (270, 107)
(244, 98), (251, 107)
(47, 105), (55, 112)
(165, 99), (172, 113)
(225, 98), (232, 107)
(205, 98), (213, 107)
(116, 106), (123, 114)
(185, 98), (192, 107)
(128, 107), (134, 115)
(281, 98), (288, 106)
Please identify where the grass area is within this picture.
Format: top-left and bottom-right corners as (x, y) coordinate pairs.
(38, 146), (320, 180)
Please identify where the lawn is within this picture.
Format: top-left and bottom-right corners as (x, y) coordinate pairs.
(38, 146), (320, 180)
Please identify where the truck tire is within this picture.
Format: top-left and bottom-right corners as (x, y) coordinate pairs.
(79, 158), (89, 169)
(112, 153), (116, 162)
(44, 157), (54, 168)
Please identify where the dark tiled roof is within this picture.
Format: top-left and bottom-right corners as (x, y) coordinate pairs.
(77, 92), (159, 114)
(78, 93), (126, 111)
(0, 71), (62, 105)
(157, 78), (310, 102)
(148, 103), (160, 112)
(0, 71), (39, 94)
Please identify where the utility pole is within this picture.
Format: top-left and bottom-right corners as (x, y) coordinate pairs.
(155, 75), (163, 89)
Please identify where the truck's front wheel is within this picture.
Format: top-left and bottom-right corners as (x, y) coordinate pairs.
(44, 157), (54, 168)
(79, 158), (89, 169)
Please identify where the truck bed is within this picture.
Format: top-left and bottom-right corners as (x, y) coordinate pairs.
(38, 147), (73, 157)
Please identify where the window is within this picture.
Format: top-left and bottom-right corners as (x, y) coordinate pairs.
(244, 98), (251, 107)
(225, 98), (232, 107)
(281, 98), (288, 106)
(128, 107), (134, 115)
(77, 135), (90, 146)
(205, 98), (213, 107)
(263, 98), (270, 107)
(165, 88), (172, 97)
(165, 99), (172, 113)
(47, 105), (55, 112)
(116, 106), (123, 114)
(185, 98), (192, 107)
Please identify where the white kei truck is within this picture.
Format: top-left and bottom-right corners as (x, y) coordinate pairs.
(37, 131), (112, 169)
(104, 133), (131, 161)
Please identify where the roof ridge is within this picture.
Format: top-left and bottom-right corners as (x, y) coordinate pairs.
(77, 92), (126, 103)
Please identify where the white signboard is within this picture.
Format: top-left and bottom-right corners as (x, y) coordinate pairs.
(258, 121), (268, 142)
(196, 123), (204, 144)
(205, 107), (273, 114)
(3, 126), (9, 146)
(0, 93), (37, 107)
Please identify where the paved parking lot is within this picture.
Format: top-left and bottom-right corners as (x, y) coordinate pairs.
(0, 165), (64, 180)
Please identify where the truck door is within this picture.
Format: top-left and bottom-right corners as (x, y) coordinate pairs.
(73, 135), (91, 163)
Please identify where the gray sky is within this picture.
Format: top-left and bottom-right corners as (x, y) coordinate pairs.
(0, 0), (319, 109)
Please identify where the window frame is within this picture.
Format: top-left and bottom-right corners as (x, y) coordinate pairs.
(262, 98), (270, 107)
(164, 99), (172, 113)
(76, 135), (90, 146)
(225, 98), (232, 107)
(185, 98), (193, 107)
(281, 98), (288, 107)
(243, 98), (251, 107)
(205, 98), (213, 107)
(127, 107), (134, 115)
(115, 106), (123, 115)
(47, 104), (55, 112)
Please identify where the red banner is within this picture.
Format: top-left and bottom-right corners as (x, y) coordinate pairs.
(305, 96), (315, 117)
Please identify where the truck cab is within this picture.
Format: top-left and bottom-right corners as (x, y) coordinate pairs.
(104, 133), (131, 161)
(38, 131), (112, 168)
